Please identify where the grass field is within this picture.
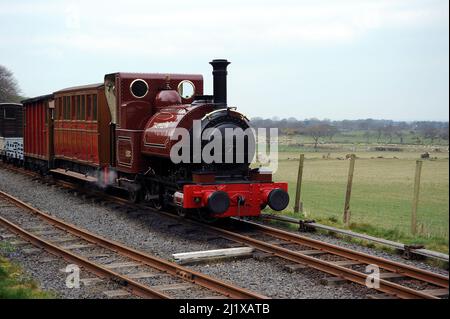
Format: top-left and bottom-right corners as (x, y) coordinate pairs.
(268, 145), (449, 253)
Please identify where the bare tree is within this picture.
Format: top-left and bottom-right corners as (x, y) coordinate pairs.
(376, 127), (383, 143)
(395, 131), (404, 144)
(302, 124), (336, 150)
(0, 65), (21, 103)
(422, 126), (439, 144)
(382, 125), (397, 143)
(363, 130), (372, 143)
(439, 128), (449, 142)
(325, 125), (338, 142)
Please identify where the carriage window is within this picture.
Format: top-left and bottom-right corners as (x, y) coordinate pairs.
(63, 97), (68, 120)
(62, 98), (65, 119)
(4, 108), (15, 120)
(71, 96), (75, 119)
(86, 95), (92, 120)
(81, 95), (85, 120)
(57, 98), (61, 119)
(93, 94), (98, 121)
(76, 95), (81, 120)
(61, 98), (63, 120)
(68, 96), (72, 119)
(55, 99), (59, 119)
(65, 96), (71, 120)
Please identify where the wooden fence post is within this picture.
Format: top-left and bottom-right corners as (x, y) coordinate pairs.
(294, 154), (305, 213)
(343, 154), (356, 227)
(411, 160), (423, 235)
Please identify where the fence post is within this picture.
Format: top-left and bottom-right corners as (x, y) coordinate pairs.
(343, 154), (356, 227)
(294, 154), (305, 213)
(411, 160), (423, 235)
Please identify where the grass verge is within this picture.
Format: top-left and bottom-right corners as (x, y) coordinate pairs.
(0, 252), (54, 299)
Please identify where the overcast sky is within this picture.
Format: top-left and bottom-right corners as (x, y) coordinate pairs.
(0, 0), (448, 121)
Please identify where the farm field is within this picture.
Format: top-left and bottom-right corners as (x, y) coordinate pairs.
(269, 145), (449, 253)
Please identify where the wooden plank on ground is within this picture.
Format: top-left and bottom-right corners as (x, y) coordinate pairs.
(320, 276), (348, 286)
(127, 272), (161, 279)
(379, 272), (407, 279)
(173, 247), (254, 265)
(297, 249), (327, 256)
(49, 237), (79, 243)
(60, 243), (94, 250)
(104, 261), (141, 269)
(284, 263), (308, 272)
(32, 230), (61, 236)
(331, 260), (364, 266)
(152, 283), (193, 292)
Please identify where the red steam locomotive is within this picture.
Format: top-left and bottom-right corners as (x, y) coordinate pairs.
(19, 59), (289, 220)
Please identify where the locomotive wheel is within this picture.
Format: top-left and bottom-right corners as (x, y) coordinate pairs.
(129, 190), (141, 203)
(148, 197), (163, 210)
(153, 201), (162, 210)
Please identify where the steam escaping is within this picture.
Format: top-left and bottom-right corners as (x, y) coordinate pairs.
(95, 167), (118, 188)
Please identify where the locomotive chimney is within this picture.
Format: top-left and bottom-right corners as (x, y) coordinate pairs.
(209, 59), (230, 107)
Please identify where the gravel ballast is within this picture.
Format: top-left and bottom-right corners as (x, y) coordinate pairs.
(0, 167), (447, 298)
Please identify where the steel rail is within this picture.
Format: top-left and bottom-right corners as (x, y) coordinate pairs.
(234, 219), (449, 289)
(118, 202), (444, 299)
(0, 190), (267, 299)
(193, 221), (442, 299)
(0, 216), (169, 299)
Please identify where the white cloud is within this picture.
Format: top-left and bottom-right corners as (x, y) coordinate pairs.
(1, 0), (448, 56)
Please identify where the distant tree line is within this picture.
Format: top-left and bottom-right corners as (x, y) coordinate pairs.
(251, 117), (449, 146)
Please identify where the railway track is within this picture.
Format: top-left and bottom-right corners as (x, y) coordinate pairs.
(0, 189), (267, 299)
(216, 219), (449, 299)
(102, 194), (450, 299)
(1, 162), (449, 299)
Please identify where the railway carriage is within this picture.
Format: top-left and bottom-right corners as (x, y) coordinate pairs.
(0, 102), (24, 164)
(53, 84), (111, 180)
(22, 95), (54, 172)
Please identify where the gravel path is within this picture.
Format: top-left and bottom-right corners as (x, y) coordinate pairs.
(0, 167), (446, 299)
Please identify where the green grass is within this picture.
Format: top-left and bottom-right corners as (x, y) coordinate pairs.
(269, 147), (449, 253)
(0, 255), (54, 299)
